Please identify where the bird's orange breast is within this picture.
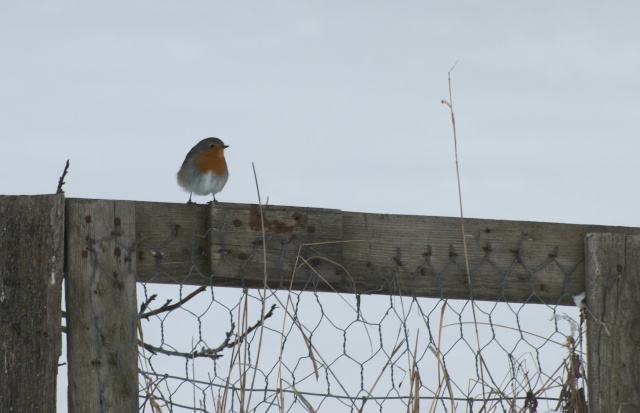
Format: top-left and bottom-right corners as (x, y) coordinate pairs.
(194, 149), (227, 175)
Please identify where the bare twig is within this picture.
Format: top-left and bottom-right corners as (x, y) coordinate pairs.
(138, 294), (158, 315)
(245, 162), (269, 411)
(225, 303), (277, 349)
(441, 63), (488, 404)
(139, 286), (208, 319)
(56, 159), (70, 194)
(139, 339), (221, 360)
(138, 304), (277, 360)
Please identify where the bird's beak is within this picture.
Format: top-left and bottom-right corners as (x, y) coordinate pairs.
(224, 145), (229, 149)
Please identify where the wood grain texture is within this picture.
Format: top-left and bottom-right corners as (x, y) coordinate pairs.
(0, 194), (64, 412)
(585, 233), (640, 413)
(65, 199), (138, 413)
(131, 201), (640, 304)
(134, 201), (209, 283)
(339, 213), (636, 304)
(208, 203), (343, 290)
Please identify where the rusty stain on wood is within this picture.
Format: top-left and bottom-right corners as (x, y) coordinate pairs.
(128, 200), (640, 305)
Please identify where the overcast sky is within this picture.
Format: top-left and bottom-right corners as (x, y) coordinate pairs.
(2, 1), (640, 227)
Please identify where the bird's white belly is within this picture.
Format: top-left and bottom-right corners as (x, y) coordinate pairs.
(192, 172), (226, 195)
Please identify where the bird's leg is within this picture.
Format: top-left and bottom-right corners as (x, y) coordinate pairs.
(205, 194), (217, 206)
(187, 193), (195, 204)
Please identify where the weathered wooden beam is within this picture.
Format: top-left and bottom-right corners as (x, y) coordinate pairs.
(208, 203), (343, 290)
(338, 213), (620, 304)
(585, 233), (640, 412)
(0, 194), (64, 412)
(65, 199), (138, 413)
(135, 201), (209, 282)
(131, 200), (640, 304)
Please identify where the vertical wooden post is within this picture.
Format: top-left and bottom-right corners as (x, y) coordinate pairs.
(585, 233), (640, 413)
(65, 199), (138, 413)
(0, 194), (65, 412)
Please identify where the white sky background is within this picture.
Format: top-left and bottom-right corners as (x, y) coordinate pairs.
(2, 1), (639, 226)
(1, 1), (639, 412)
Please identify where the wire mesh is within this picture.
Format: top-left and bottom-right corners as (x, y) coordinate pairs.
(130, 217), (587, 413)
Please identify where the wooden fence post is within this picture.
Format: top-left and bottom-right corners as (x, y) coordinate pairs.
(585, 233), (640, 412)
(0, 194), (65, 412)
(65, 199), (138, 412)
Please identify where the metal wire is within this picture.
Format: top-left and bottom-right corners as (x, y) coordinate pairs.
(129, 224), (585, 413)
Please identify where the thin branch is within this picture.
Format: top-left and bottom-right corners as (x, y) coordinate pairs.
(246, 161), (269, 411)
(138, 303), (277, 360)
(441, 63), (488, 403)
(56, 159), (70, 194)
(139, 294), (158, 315)
(139, 341), (222, 360)
(226, 303), (277, 349)
(139, 286), (208, 319)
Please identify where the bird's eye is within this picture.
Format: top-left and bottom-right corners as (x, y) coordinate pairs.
(209, 143), (215, 148)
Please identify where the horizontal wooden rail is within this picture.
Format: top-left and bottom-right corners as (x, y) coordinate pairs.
(129, 200), (640, 305)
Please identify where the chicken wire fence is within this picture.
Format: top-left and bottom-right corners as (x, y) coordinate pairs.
(121, 219), (587, 413)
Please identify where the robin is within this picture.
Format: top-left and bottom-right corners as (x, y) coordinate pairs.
(177, 137), (229, 204)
